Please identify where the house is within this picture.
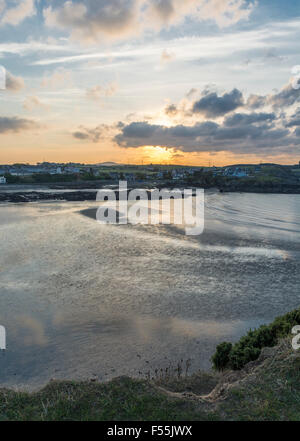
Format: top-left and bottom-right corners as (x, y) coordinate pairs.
(49, 167), (62, 175)
(9, 166), (44, 176)
(233, 168), (249, 178)
(224, 167), (249, 178)
(0, 176), (7, 184)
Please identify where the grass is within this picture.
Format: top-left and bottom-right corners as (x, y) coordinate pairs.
(0, 339), (299, 421)
(0, 377), (217, 421)
(218, 340), (300, 421)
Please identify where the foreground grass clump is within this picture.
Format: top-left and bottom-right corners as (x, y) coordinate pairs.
(212, 307), (300, 371)
(0, 339), (299, 421)
(218, 339), (300, 421)
(0, 377), (216, 421)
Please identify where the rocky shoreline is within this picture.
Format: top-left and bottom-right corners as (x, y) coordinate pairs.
(0, 182), (300, 203)
(0, 191), (99, 203)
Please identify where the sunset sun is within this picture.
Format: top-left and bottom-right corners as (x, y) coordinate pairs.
(142, 146), (174, 164)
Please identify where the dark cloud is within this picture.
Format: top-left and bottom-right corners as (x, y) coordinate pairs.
(192, 89), (244, 118)
(73, 131), (90, 140)
(224, 112), (276, 127)
(73, 124), (110, 143)
(114, 115), (294, 154)
(268, 83), (300, 108)
(76, 79), (300, 156)
(165, 104), (178, 116)
(168, 81), (300, 121)
(246, 82), (300, 110)
(0, 116), (38, 133)
(246, 94), (267, 110)
(119, 121), (158, 139)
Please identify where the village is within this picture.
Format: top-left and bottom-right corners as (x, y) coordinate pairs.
(1, 161), (300, 186)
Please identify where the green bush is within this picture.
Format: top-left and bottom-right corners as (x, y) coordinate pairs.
(212, 308), (300, 371)
(211, 342), (232, 371)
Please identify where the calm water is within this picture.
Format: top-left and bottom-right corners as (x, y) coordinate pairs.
(0, 192), (300, 389)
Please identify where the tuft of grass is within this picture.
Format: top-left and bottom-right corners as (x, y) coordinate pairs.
(218, 340), (300, 421)
(0, 377), (217, 422)
(0, 340), (299, 421)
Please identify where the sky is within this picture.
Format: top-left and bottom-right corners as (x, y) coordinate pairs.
(0, 0), (300, 166)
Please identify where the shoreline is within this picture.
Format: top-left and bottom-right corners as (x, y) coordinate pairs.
(1, 184), (300, 204)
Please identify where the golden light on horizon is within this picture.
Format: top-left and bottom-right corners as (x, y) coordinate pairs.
(141, 146), (174, 164)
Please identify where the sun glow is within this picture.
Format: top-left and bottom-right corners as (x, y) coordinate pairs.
(141, 146), (174, 164)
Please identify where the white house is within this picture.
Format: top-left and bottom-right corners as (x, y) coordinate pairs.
(0, 176), (7, 184)
(224, 167), (249, 178)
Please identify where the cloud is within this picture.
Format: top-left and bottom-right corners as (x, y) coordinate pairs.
(186, 88), (198, 99)
(72, 78), (300, 156)
(192, 88), (244, 118)
(114, 117), (295, 154)
(268, 82), (300, 109)
(44, 0), (141, 44)
(246, 94), (267, 110)
(86, 82), (118, 101)
(285, 108), (300, 127)
(244, 80), (300, 111)
(73, 124), (109, 142)
(263, 48), (287, 64)
(23, 96), (47, 111)
(146, 0), (255, 28)
(44, 0), (256, 44)
(160, 49), (175, 64)
(73, 131), (90, 140)
(194, 0), (256, 27)
(165, 104), (178, 116)
(169, 80), (300, 121)
(224, 112), (276, 127)
(0, 116), (39, 133)
(147, 0), (176, 25)
(5, 71), (25, 91)
(295, 128), (300, 137)
(0, 0), (35, 26)
(0, 0), (5, 15)
(41, 68), (72, 89)
(86, 85), (102, 101)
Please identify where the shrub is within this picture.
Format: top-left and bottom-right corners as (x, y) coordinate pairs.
(211, 342), (232, 371)
(212, 307), (300, 371)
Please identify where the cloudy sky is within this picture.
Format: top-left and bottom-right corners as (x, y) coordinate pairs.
(1, 0), (300, 165)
